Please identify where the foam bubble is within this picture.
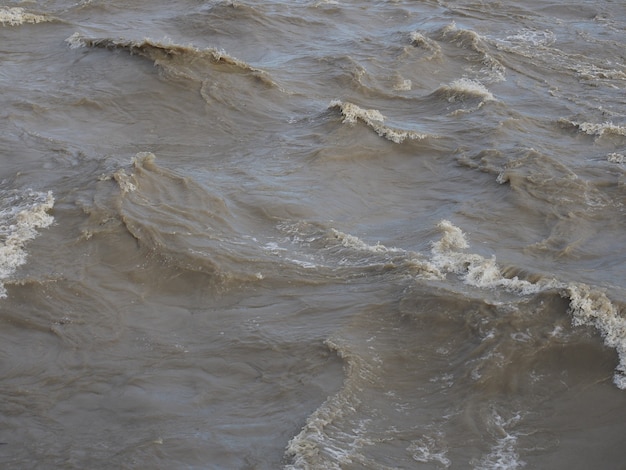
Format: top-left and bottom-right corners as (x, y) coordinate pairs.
(393, 76), (412, 91)
(439, 22), (506, 82)
(66, 34), (266, 76)
(0, 190), (54, 298)
(505, 29), (556, 47)
(474, 434), (525, 469)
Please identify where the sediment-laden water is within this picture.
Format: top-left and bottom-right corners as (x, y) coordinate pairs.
(1, 1), (626, 468)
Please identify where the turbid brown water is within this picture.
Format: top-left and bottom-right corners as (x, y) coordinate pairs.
(1, 1), (626, 468)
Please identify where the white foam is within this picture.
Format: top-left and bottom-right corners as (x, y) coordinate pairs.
(329, 100), (428, 143)
(331, 229), (402, 254)
(505, 29), (555, 47)
(474, 434), (525, 469)
(65, 32), (86, 49)
(393, 76), (412, 91)
(430, 221), (556, 295)
(473, 411), (525, 469)
(0, 7), (50, 26)
(607, 153), (625, 163)
(0, 190), (54, 298)
(408, 434), (451, 467)
(409, 31), (442, 60)
(569, 120), (626, 138)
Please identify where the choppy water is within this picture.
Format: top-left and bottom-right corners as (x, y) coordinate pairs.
(2, 1), (626, 468)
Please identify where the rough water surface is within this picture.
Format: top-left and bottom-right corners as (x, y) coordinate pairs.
(1, 1), (626, 468)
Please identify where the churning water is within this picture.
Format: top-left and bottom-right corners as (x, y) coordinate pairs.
(1, 1), (626, 468)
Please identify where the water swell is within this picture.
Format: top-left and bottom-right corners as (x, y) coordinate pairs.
(65, 34), (252, 70)
(99, 153), (259, 282)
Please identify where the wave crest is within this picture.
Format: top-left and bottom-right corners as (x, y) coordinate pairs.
(65, 33), (279, 88)
(559, 119), (626, 138)
(329, 100), (429, 143)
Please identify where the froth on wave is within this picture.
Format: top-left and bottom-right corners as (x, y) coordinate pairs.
(283, 220), (626, 467)
(284, 337), (375, 470)
(409, 31), (442, 60)
(0, 7), (53, 26)
(559, 118), (626, 139)
(0, 190), (54, 299)
(328, 100), (429, 143)
(65, 33), (250, 69)
(433, 78), (495, 109)
(430, 220), (557, 295)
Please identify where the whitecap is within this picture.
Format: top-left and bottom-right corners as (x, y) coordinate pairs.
(0, 190), (55, 298)
(0, 7), (51, 26)
(329, 100), (429, 143)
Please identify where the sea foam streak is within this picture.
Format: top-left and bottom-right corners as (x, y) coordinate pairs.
(0, 7), (52, 26)
(329, 100), (428, 143)
(0, 190), (54, 298)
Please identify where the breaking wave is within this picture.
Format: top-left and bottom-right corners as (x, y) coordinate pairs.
(559, 119), (626, 138)
(431, 220), (626, 389)
(409, 31), (443, 60)
(433, 78), (496, 108)
(438, 21), (506, 82)
(0, 189), (54, 298)
(65, 33), (279, 87)
(329, 100), (429, 143)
